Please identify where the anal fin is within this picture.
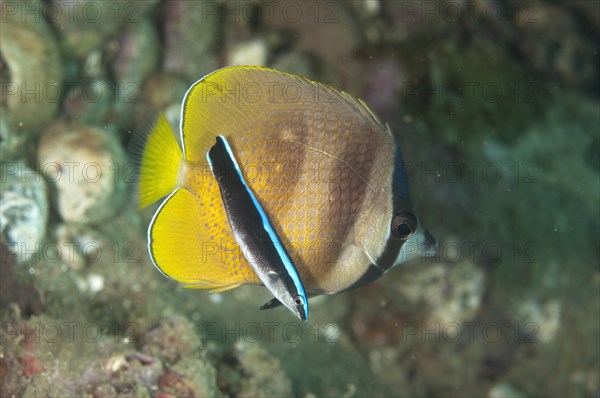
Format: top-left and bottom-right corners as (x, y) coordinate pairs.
(183, 281), (242, 293)
(149, 188), (257, 288)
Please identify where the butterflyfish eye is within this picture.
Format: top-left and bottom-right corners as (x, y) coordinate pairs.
(391, 211), (417, 240)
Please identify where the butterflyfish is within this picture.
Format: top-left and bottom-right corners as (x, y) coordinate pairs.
(135, 66), (438, 319)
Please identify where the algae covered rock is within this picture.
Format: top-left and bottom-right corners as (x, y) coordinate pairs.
(51, 0), (160, 58)
(38, 122), (128, 224)
(0, 107), (26, 161)
(133, 73), (188, 131)
(108, 19), (161, 131)
(0, 161), (48, 264)
(0, 312), (220, 397)
(513, 1), (598, 90)
(407, 38), (548, 147)
(143, 316), (222, 397)
(217, 341), (293, 397)
(0, 0), (62, 133)
(142, 316), (200, 365)
(62, 79), (113, 126)
(397, 256), (485, 326)
(163, 0), (219, 82)
(227, 38), (269, 66)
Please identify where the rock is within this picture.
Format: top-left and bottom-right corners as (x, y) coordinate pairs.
(217, 341), (293, 397)
(0, 107), (25, 161)
(263, 1), (363, 92)
(62, 79), (112, 126)
(0, 243), (43, 315)
(0, 0), (62, 133)
(49, 223), (110, 270)
(163, 0), (219, 83)
(488, 382), (526, 398)
(113, 20), (160, 88)
(0, 309), (218, 398)
(163, 357), (222, 398)
(270, 51), (324, 81)
(38, 123), (127, 224)
(228, 39), (269, 66)
(361, 58), (406, 122)
(397, 254), (485, 326)
(142, 316), (200, 365)
(483, 95), (599, 250)
(380, 0), (454, 43)
(51, 0), (160, 58)
(133, 73), (188, 132)
(514, 2), (598, 90)
(349, 0), (381, 18)
(516, 298), (561, 343)
(566, 0), (600, 36)
(108, 19), (161, 131)
(429, 260), (485, 326)
(138, 73), (188, 111)
(410, 38), (546, 146)
(0, 161), (48, 264)
(346, 0), (384, 44)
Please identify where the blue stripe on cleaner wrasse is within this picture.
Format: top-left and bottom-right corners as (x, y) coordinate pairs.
(132, 66), (438, 319)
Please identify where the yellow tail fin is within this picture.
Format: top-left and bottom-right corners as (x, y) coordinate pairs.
(136, 113), (183, 209)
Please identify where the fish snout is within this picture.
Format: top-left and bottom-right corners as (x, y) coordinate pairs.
(422, 229), (438, 258)
(394, 225), (439, 266)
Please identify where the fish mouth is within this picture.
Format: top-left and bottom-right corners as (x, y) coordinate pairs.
(293, 296), (308, 321)
(422, 229), (439, 258)
(260, 296), (308, 321)
(385, 226), (439, 267)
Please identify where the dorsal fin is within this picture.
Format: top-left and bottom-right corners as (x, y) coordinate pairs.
(179, 66), (388, 162)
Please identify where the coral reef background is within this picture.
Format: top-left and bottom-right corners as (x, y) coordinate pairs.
(1, 0), (598, 396)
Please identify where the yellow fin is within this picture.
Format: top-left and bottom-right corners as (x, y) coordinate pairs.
(208, 284), (242, 294)
(148, 188), (257, 289)
(136, 113), (183, 209)
(183, 282), (242, 294)
(179, 66), (380, 162)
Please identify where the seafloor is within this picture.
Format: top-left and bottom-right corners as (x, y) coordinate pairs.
(1, 1), (599, 397)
